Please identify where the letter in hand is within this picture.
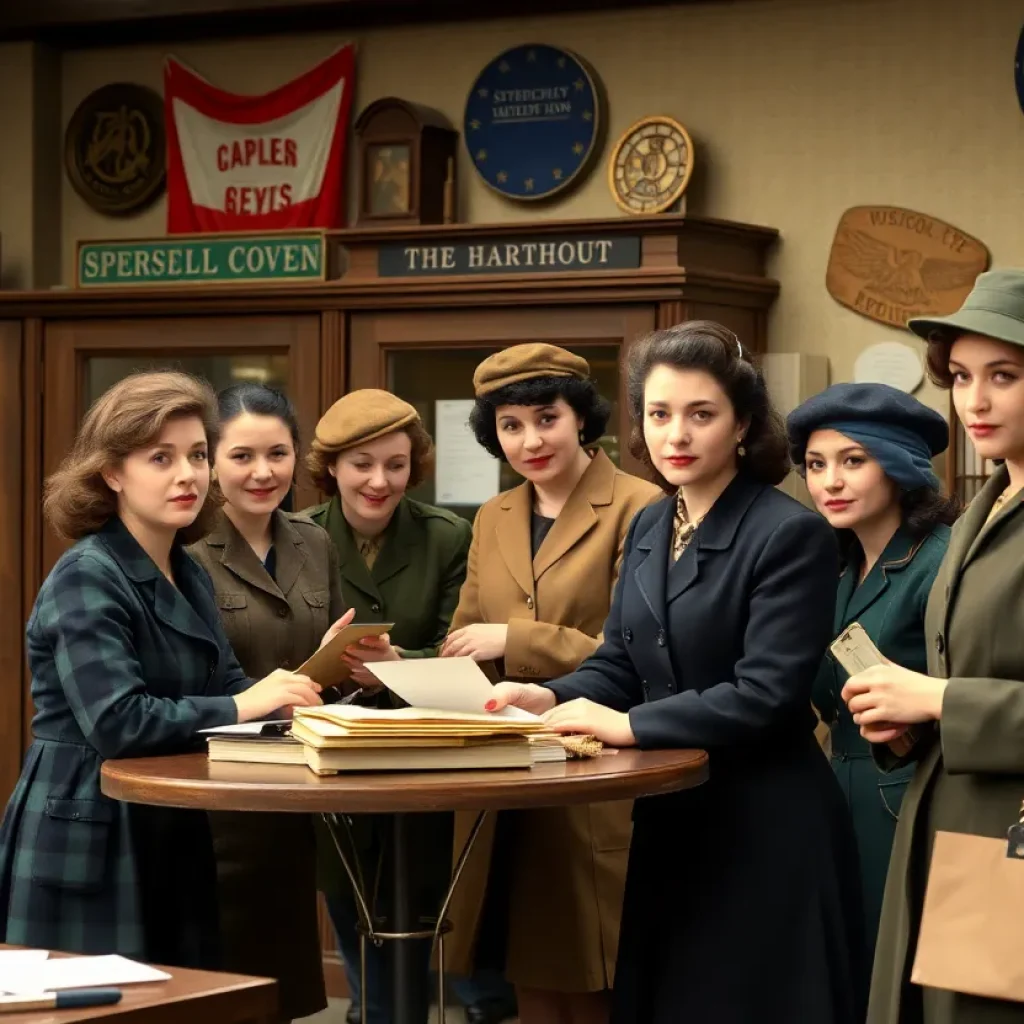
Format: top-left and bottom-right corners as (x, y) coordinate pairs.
(343, 633), (400, 689)
(234, 668), (322, 723)
(318, 607), (356, 649)
(484, 681), (557, 716)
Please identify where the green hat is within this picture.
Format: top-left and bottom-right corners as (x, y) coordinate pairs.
(908, 269), (1024, 348)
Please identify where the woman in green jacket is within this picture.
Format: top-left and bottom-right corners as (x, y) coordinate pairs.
(302, 389), (472, 1024)
(787, 382), (957, 962)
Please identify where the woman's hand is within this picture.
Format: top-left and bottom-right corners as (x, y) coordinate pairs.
(318, 607), (356, 650)
(234, 669), (322, 722)
(440, 624), (508, 662)
(484, 682), (557, 716)
(542, 698), (636, 748)
(343, 634), (400, 688)
(842, 664), (947, 727)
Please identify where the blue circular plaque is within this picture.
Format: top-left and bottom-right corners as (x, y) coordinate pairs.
(1016, 23), (1024, 116)
(464, 44), (602, 201)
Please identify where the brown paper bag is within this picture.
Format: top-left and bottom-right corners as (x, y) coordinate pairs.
(912, 829), (1024, 1001)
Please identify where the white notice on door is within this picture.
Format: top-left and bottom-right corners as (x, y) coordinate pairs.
(434, 399), (501, 505)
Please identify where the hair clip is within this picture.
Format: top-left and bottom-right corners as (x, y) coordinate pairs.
(735, 337), (743, 360)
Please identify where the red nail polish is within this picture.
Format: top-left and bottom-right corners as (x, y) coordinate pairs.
(484, 700), (497, 711)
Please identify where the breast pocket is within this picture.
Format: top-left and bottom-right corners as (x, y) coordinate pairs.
(32, 798), (116, 894)
(215, 591), (250, 652)
(878, 763), (916, 822)
(302, 589), (331, 636)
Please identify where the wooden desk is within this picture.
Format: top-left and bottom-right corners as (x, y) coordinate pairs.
(0, 946), (277, 1023)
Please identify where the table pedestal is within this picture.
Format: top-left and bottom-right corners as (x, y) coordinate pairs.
(323, 810), (488, 1024)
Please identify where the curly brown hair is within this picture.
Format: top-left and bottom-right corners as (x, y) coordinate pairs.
(44, 370), (221, 543)
(305, 421), (435, 495)
(625, 320), (791, 492)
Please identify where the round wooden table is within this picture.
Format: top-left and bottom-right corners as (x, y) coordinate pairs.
(102, 748), (708, 1024)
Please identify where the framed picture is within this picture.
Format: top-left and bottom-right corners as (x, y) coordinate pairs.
(367, 144), (411, 216)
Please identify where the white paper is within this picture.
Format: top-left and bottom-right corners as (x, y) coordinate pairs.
(0, 954), (171, 994)
(365, 657), (539, 721)
(0, 951), (48, 968)
(199, 720), (290, 736)
(434, 400), (501, 506)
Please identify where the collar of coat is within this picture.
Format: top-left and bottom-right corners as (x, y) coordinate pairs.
(97, 515), (205, 587)
(198, 508), (308, 600)
(496, 446), (619, 594)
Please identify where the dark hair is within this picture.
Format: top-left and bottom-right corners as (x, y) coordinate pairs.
(217, 383), (300, 450)
(625, 320), (790, 491)
(468, 375), (611, 461)
(901, 485), (961, 536)
(924, 333), (956, 389)
(305, 422), (435, 494)
(44, 370), (220, 543)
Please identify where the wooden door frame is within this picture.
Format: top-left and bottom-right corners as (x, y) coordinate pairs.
(349, 304), (658, 477)
(38, 315), (325, 576)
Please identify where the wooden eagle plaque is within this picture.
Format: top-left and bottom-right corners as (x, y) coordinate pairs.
(825, 206), (989, 331)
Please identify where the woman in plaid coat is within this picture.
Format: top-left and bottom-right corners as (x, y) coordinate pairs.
(0, 371), (326, 968)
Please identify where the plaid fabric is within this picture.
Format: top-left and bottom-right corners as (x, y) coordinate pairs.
(0, 517), (247, 963)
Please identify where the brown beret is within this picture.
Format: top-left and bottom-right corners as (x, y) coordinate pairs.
(473, 343), (590, 397)
(311, 389), (419, 454)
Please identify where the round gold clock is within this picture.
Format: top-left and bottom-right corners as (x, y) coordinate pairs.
(608, 115), (694, 215)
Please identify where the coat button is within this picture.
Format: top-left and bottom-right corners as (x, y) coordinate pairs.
(657, 629), (667, 647)
(641, 680), (650, 697)
(624, 628), (633, 642)
(935, 633), (945, 655)
(526, 597), (534, 610)
(276, 607), (288, 618)
(371, 603), (381, 613)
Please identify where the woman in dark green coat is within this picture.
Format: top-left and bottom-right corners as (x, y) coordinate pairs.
(302, 389), (472, 1024)
(787, 382), (958, 962)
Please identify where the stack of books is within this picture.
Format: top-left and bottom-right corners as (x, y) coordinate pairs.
(205, 705), (565, 774)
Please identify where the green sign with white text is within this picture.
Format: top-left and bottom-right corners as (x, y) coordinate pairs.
(76, 233), (327, 287)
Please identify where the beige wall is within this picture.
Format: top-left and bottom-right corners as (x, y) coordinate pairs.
(5, 0), (1024, 412)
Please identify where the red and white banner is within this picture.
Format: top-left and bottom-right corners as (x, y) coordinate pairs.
(164, 47), (355, 234)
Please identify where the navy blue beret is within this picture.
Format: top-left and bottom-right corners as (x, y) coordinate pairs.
(787, 382), (949, 470)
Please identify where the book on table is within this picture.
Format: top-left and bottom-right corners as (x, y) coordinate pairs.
(202, 659), (566, 773)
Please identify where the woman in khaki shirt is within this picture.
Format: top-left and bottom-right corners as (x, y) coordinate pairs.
(189, 383), (349, 1023)
(440, 344), (661, 1024)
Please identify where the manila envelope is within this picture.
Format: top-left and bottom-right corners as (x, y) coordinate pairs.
(295, 622), (394, 690)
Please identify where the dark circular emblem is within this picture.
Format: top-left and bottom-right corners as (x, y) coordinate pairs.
(64, 83), (166, 216)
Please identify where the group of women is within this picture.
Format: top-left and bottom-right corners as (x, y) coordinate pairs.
(0, 267), (1023, 1024)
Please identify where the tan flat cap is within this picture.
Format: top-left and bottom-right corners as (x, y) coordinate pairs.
(311, 389), (419, 453)
(473, 343), (590, 396)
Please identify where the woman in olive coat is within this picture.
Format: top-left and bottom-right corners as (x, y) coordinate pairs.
(787, 382), (956, 962)
(845, 269), (1024, 1024)
(302, 389), (471, 1024)
(0, 372), (322, 968)
(188, 383), (350, 1022)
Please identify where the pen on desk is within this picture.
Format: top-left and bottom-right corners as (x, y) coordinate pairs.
(0, 987), (122, 1012)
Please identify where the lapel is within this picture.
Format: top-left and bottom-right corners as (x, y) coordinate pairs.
(533, 448), (614, 581)
(663, 472), (765, 607)
(203, 510), (306, 602)
(97, 518), (218, 649)
(833, 563), (859, 634)
(497, 482), (536, 598)
(961, 465), (1024, 572)
(323, 496), (381, 603)
(372, 498), (417, 588)
(634, 499), (674, 629)
(842, 525), (919, 626)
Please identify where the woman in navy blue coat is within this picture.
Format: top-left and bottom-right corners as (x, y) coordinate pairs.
(488, 322), (867, 1024)
(0, 371), (326, 969)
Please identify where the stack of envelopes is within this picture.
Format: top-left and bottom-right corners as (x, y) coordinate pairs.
(289, 704), (550, 774)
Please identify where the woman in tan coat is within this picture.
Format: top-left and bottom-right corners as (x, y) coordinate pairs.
(842, 269), (1024, 1024)
(440, 344), (661, 1024)
(188, 383), (349, 1022)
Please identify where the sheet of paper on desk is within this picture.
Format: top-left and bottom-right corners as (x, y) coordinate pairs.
(199, 720), (290, 736)
(365, 657), (540, 721)
(0, 954), (171, 994)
